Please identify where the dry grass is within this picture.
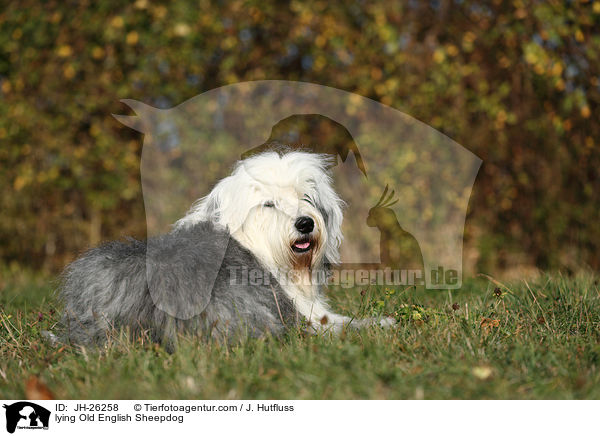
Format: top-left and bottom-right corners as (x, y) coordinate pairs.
(1, 267), (599, 399)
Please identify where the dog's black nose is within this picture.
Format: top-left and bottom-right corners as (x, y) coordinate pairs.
(295, 216), (314, 234)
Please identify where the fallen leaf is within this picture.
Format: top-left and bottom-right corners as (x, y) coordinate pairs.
(25, 376), (55, 400)
(472, 366), (493, 380)
(480, 318), (500, 329)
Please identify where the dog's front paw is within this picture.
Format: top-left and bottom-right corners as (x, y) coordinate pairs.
(358, 316), (397, 329)
(378, 317), (397, 328)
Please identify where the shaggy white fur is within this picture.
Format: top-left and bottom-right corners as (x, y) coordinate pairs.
(174, 151), (389, 332)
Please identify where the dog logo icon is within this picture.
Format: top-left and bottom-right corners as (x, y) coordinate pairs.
(2, 402), (50, 433)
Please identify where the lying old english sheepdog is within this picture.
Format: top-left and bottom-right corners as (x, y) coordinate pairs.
(60, 150), (393, 347)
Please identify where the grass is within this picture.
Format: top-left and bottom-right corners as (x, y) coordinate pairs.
(1, 266), (599, 399)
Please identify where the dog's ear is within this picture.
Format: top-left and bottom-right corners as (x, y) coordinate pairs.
(315, 175), (344, 264)
(194, 186), (221, 222)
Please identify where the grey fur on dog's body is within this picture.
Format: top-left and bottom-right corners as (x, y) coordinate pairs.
(60, 222), (298, 347)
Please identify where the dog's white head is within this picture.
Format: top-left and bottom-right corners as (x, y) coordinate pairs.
(175, 151), (344, 275)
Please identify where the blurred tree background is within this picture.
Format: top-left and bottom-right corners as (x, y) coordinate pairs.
(1, 0), (598, 276)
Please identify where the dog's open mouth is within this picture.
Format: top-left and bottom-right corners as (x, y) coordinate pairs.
(292, 238), (312, 253)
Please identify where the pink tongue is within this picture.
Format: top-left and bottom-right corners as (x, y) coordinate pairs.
(294, 241), (310, 249)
